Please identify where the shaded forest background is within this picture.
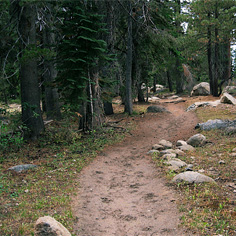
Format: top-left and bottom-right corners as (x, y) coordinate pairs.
(0, 0), (236, 140)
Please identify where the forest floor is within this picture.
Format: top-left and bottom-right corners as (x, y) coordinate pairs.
(72, 99), (199, 236)
(1, 95), (236, 235)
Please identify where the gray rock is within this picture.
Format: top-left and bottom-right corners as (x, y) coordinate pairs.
(152, 144), (164, 150)
(187, 134), (206, 147)
(225, 126), (236, 135)
(185, 164), (193, 171)
(195, 119), (236, 131)
(159, 149), (176, 156)
(147, 106), (170, 113)
(147, 150), (160, 155)
(229, 153), (236, 157)
(172, 171), (215, 183)
(186, 100), (221, 112)
(162, 153), (177, 161)
(178, 144), (195, 152)
(218, 160), (225, 164)
(168, 95), (179, 99)
(232, 148), (236, 152)
(172, 149), (185, 156)
(191, 82), (210, 96)
(165, 158), (187, 171)
(159, 139), (173, 149)
(35, 216), (71, 236)
(176, 140), (188, 146)
(8, 164), (38, 173)
(223, 86), (236, 94)
(220, 92), (236, 105)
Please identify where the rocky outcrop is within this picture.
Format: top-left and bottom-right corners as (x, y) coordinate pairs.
(191, 82), (210, 96)
(35, 216), (71, 236)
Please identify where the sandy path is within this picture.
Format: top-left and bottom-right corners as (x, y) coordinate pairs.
(72, 102), (198, 236)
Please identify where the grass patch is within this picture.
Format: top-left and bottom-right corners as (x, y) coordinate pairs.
(0, 112), (128, 235)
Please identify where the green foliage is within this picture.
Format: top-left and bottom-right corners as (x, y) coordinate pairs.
(56, 2), (108, 107)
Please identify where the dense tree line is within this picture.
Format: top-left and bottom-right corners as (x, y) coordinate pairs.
(0, 0), (235, 139)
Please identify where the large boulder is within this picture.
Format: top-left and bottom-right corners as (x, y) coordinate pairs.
(35, 216), (71, 236)
(187, 134), (206, 147)
(191, 82), (210, 96)
(220, 92), (236, 105)
(172, 171), (215, 184)
(196, 119), (236, 131)
(147, 106), (170, 113)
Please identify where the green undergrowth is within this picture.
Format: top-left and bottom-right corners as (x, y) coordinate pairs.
(0, 115), (127, 235)
(153, 105), (236, 235)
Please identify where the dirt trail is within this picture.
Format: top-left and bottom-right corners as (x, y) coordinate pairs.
(72, 102), (199, 236)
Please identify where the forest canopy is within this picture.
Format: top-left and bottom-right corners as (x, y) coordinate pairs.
(0, 0), (236, 139)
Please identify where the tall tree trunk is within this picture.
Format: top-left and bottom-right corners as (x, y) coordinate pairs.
(167, 70), (173, 92)
(153, 75), (157, 93)
(207, 13), (213, 95)
(175, 59), (183, 94)
(213, 4), (219, 97)
(91, 70), (104, 128)
(19, 3), (44, 140)
(124, 2), (133, 114)
(43, 5), (61, 120)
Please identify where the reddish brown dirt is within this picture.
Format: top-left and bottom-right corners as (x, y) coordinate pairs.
(72, 101), (199, 236)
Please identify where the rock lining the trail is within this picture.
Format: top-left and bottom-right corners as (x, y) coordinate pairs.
(187, 134), (207, 147)
(147, 105), (170, 113)
(187, 92), (236, 111)
(149, 138), (215, 182)
(35, 216), (71, 236)
(172, 171), (215, 184)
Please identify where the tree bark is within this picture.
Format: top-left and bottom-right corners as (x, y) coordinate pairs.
(19, 3), (44, 140)
(43, 5), (61, 120)
(167, 70), (173, 92)
(207, 13), (213, 95)
(124, 2), (133, 114)
(213, 4), (219, 97)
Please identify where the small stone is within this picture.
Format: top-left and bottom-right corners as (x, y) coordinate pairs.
(24, 189), (29, 193)
(152, 144), (164, 150)
(147, 150), (160, 155)
(190, 156), (196, 160)
(162, 153), (177, 161)
(178, 144), (195, 152)
(198, 169), (205, 173)
(159, 139), (173, 149)
(218, 160), (225, 164)
(176, 140), (188, 146)
(232, 148), (236, 152)
(8, 164), (38, 173)
(229, 153), (236, 157)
